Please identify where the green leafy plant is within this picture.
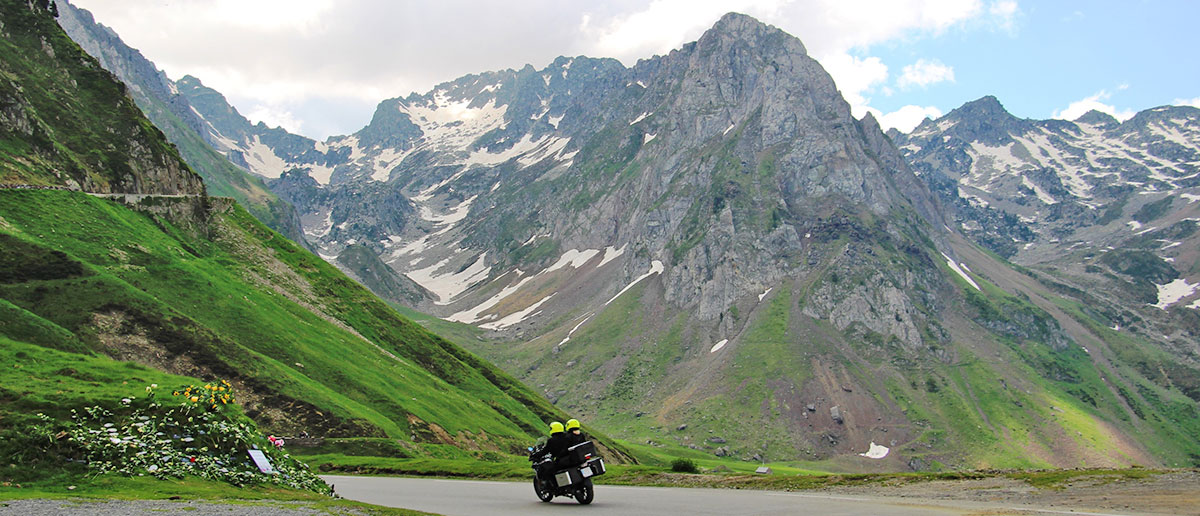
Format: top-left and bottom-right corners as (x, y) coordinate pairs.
(37, 382), (330, 494)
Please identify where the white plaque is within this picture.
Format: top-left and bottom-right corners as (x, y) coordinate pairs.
(247, 449), (275, 474)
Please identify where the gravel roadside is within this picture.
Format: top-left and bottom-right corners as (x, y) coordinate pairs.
(821, 470), (1200, 515)
(0, 499), (352, 515)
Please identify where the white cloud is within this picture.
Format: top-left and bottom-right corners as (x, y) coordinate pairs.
(989, 0), (1019, 33)
(583, 0), (791, 62)
(820, 54), (889, 117)
(868, 105), (944, 133)
(896, 59), (955, 89)
(245, 104), (305, 134)
(1175, 97), (1200, 108)
(1053, 90), (1135, 122)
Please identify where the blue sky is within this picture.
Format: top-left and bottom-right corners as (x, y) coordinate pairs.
(71, 0), (1200, 139)
(863, 1), (1200, 124)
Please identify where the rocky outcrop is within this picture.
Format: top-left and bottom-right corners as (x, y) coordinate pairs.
(53, 0), (310, 245)
(0, 0), (204, 195)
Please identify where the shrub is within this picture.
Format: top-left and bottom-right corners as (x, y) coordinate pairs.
(670, 458), (699, 473)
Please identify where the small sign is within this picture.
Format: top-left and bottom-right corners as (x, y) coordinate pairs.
(247, 449), (275, 474)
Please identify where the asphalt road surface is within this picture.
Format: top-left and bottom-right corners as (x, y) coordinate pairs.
(322, 475), (1133, 516)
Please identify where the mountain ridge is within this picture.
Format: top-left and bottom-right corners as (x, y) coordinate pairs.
(59, 7), (1200, 470)
(51, 0), (310, 245)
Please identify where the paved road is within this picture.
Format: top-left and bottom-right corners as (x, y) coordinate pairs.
(321, 475), (1132, 516)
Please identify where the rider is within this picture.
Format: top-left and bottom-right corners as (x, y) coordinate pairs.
(536, 421), (569, 479)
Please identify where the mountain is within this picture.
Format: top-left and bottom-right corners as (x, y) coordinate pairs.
(0, 0), (632, 474)
(894, 97), (1200, 366)
(0, 2), (201, 195)
(51, 0), (309, 246)
(169, 12), (1200, 469)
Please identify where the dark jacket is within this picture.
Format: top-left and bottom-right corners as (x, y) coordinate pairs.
(565, 430), (587, 448)
(538, 431), (569, 462)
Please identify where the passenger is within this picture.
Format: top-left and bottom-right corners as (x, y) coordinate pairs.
(564, 418), (586, 447)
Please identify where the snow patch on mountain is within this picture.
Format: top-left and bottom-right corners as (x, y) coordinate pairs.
(598, 245), (626, 268)
(399, 96), (508, 159)
(420, 195), (476, 229)
(546, 248), (601, 273)
(942, 253), (980, 291)
(1153, 278), (1198, 310)
(370, 147), (412, 182)
(1021, 175), (1057, 204)
(446, 248), (605, 325)
(557, 314), (594, 347)
(406, 252), (491, 305)
(480, 293), (555, 330)
(241, 135), (291, 179)
(858, 442), (889, 459)
(515, 136), (572, 167)
(305, 209), (334, 239)
(605, 260), (664, 305)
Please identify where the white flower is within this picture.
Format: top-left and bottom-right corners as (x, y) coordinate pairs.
(110, 437), (121, 444)
(121, 398), (131, 404)
(147, 465), (159, 472)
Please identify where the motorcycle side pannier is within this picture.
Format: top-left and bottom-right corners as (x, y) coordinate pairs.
(555, 468), (583, 486)
(567, 441), (597, 464)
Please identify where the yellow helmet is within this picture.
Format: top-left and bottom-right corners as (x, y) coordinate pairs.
(565, 419), (581, 431)
(549, 421), (564, 434)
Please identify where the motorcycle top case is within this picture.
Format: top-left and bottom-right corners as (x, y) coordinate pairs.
(567, 441), (597, 463)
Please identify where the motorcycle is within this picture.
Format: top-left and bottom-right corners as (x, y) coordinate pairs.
(527, 439), (606, 504)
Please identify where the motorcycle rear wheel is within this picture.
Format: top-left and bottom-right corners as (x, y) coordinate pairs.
(575, 479), (594, 505)
(533, 476), (554, 502)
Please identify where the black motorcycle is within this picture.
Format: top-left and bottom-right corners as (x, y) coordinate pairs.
(528, 440), (606, 504)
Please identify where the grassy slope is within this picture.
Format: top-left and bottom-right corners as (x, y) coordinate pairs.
(0, 190), (586, 460)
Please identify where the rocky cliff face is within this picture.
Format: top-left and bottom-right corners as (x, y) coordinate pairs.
(0, 1), (203, 195)
(895, 97), (1200, 361)
(163, 12), (1200, 469)
(51, 0), (309, 245)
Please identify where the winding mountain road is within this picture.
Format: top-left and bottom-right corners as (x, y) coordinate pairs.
(321, 475), (1134, 516)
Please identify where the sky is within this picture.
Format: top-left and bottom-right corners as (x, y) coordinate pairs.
(69, 0), (1200, 141)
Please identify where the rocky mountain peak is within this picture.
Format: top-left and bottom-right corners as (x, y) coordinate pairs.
(703, 12), (806, 54)
(1074, 109), (1119, 127)
(936, 95), (1027, 144)
(950, 95), (1016, 122)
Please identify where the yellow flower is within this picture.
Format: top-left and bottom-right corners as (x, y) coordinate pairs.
(190, 396), (199, 402)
